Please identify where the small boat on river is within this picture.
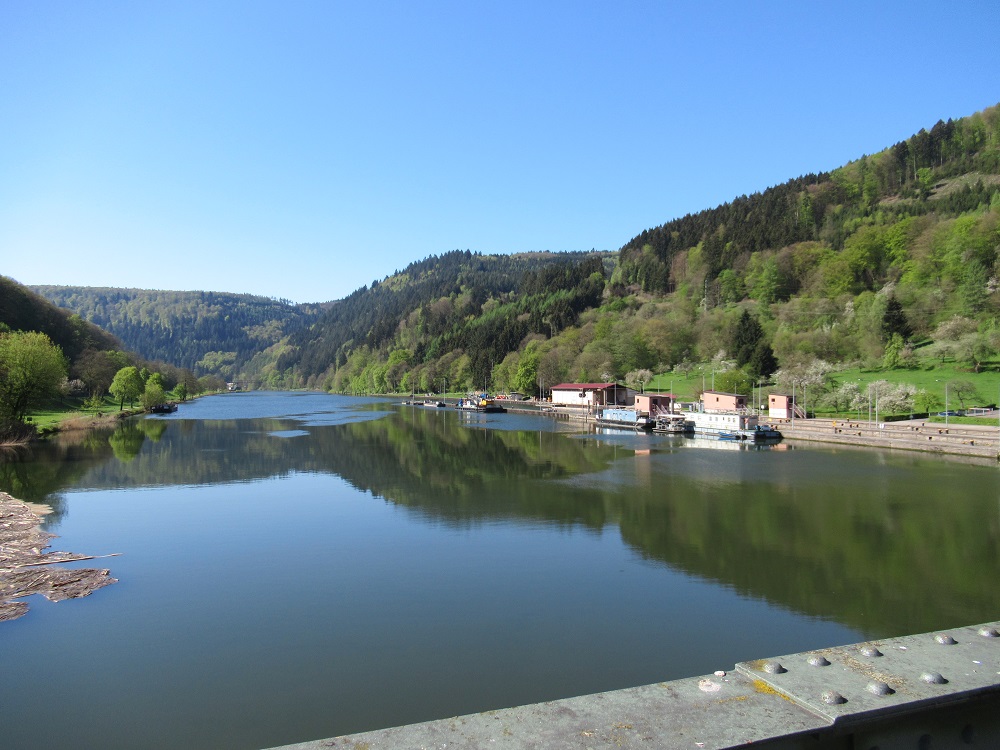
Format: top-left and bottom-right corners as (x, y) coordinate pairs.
(652, 413), (694, 434)
(456, 393), (506, 413)
(684, 410), (782, 441)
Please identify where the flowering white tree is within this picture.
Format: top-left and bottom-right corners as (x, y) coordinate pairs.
(773, 358), (834, 391)
(824, 382), (866, 414)
(866, 380), (917, 416)
(625, 369), (653, 391)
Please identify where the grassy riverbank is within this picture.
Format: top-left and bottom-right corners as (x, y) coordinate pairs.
(22, 388), (198, 440)
(28, 395), (142, 434)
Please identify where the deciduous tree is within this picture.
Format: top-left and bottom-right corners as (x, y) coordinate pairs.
(73, 348), (121, 399)
(110, 366), (144, 410)
(948, 380), (981, 409)
(0, 331), (67, 423)
(141, 381), (167, 411)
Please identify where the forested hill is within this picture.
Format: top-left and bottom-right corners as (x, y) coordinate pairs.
(266, 250), (613, 389)
(1, 276), (120, 360)
(30, 286), (324, 379)
(615, 104), (1000, 298)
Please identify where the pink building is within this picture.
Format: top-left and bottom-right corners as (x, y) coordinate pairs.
(700, 390), (748, 412)
(634, 393), (674, 415)
(768, 394), (794, 419)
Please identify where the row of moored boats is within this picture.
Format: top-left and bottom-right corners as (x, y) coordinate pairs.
(403, 394), (781, 442)
(594, 406), (782, 442)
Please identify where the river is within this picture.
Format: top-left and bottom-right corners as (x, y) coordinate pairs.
(1, 391), (998, 749)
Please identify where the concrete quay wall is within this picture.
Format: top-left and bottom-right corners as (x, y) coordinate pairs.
(773, 417), (1000, 460)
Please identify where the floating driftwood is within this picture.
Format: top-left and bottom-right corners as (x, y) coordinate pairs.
(0, 491), (118, 622)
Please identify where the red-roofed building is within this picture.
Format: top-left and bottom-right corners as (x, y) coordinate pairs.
(550, 383), (637, 408)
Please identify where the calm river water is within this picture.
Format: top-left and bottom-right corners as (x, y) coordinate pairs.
(2, 391), (999, 749)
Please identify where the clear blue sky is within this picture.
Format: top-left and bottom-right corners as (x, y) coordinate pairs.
(2, 1), (997, 303)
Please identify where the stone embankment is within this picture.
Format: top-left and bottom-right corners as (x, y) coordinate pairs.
(772, 417), (1000, 460)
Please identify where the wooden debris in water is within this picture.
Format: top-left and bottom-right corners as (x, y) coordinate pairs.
(0, 491), (118, 622)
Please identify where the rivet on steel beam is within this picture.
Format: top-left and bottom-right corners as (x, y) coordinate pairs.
(866, 681), (894, 696)
(921, 672), (948, 684)
(807, 655), (831, 667)
(934, 634), (957, 645)
(762, 661), (786, 674)
(821, 690), (847, 705)
(977, 626), (999, 638)
(859, 645), (883, 657)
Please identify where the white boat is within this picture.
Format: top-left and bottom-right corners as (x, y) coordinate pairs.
(683, 409), (782, 441)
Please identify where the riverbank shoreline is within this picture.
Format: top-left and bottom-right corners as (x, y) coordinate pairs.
(45, 408), (142, 433)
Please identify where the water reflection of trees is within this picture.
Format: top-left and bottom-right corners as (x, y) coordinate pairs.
(0, 427), (119, 516)
(612, 462), (1000, 636)
(2, 408), (998, 635)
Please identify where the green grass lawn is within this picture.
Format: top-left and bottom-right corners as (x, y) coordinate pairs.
(925, 415), (1000, 426)
(646, 367), (735, 401)
(28, 394), (120, 429)
(828, 364), (1000, 406)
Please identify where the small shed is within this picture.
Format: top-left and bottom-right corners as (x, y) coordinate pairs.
(768, 393), (793, 419)
(701, 390), (748, 413)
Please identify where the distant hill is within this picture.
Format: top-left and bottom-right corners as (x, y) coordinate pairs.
(264, 249), (614, 389)
(30, 286), (324, 379)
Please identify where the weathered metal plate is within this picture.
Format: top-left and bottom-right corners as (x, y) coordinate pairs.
(269, 674), (831, 749)
(735, 621), (1000, 726)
